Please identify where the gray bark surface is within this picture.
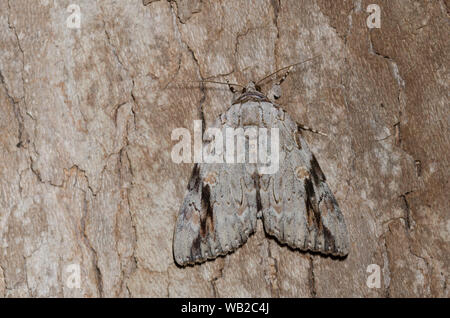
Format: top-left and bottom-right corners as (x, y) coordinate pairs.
(0, 0), (448, 297)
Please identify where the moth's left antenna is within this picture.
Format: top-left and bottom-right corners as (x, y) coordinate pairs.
(192, 80), (244, 93)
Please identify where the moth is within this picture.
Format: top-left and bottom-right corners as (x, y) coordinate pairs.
(173, 60), (349, 266)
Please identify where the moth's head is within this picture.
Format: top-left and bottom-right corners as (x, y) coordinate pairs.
(242, 81), (262, 94)
(229, 81), (268, 105)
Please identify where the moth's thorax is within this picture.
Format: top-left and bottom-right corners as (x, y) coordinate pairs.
(232, 81), (270, 105)
(239, 101), (261, 126)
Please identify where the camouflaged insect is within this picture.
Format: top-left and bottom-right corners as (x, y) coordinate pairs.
(173, 63), (349, 266)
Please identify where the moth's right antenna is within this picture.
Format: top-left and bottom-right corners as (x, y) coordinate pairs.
(256, 56), (320, 86)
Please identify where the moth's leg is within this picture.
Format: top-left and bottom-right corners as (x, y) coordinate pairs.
(267, 67), (294, 103)
(226, 80), (236, 94)
(297, 123), (328, 136)
(276, 66), (293, 87)
(267, 83), (282, 103)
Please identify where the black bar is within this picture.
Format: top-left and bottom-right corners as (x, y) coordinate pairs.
(0, 298), (446, 316)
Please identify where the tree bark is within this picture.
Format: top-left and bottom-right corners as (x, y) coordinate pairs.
(0, 0), (448, 297)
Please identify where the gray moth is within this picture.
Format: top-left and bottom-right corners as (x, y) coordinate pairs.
(173, 66), (349, 266)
